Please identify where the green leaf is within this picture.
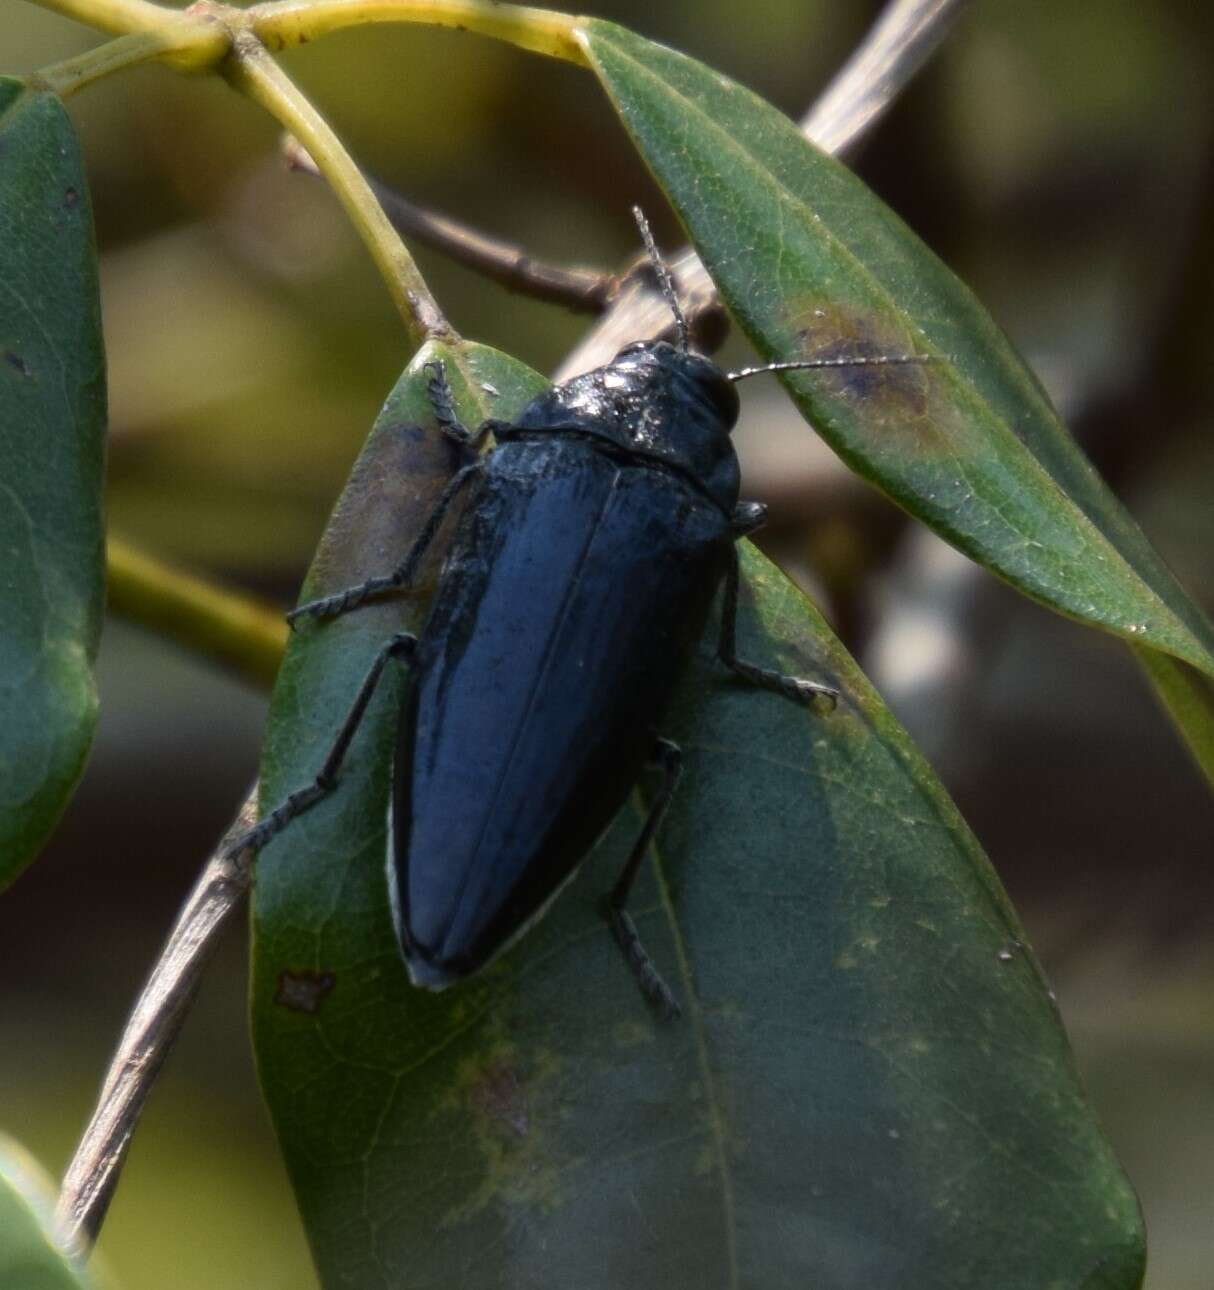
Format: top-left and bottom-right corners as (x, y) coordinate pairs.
(252, 345), (1142, 1288)
(0, 79), (105, 890)
(1132, 648), (1214, 790)
(0, 1132), (100, 1290)
(578, 22), (1214, 710)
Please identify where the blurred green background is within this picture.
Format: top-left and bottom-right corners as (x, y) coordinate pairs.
(2, 1), (1213, 1286)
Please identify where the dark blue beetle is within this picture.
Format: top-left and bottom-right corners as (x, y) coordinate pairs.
(234, 213), (920, 1018)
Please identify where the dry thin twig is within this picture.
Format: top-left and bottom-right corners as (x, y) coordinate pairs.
(56, 0), (971, 1258)
(283, 134), (621, 313)
(801, 0), (972, 157)
(55, 788), (260, 1252)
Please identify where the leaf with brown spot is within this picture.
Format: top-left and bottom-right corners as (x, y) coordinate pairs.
(249, 344), (1142, 1289)
(579, 20), (1214, 783)
(274, 970), (337, 1014)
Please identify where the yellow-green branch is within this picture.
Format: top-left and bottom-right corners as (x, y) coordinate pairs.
(28, 0), (185, 37)
(224, 30), (447, 344)
(25, 0), (585, 67)
(27, 0), (229, 70)
(24, 0), (582, 334)
(35, 27), (220, 95)
(249, 0), (585, 64)
(107, 535), (288, 689)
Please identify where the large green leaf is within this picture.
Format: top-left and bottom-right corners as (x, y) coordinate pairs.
(252, 344), (1142, 1288)
(0, 1133), (99, 1290)
(0, 79), (105, 889)
(578, 20), (1214, 750)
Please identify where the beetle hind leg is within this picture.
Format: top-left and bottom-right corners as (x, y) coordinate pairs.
(603, 737), (684, 1022)
(718, 543), (839, 709)
(222, 632), (417, 859)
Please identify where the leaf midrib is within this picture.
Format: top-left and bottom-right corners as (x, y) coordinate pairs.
(640, 786), (739, 1290)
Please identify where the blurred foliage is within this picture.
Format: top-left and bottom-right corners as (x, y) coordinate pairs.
(0, 76), (104, 888)
(2, 1), (1213, 1288)
(0, 1134), (99, 1290)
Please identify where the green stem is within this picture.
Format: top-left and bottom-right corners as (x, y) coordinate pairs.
(24, 0), (228, 69)
(36, 28), (214, 96)
(250, 0), (587, 64)
(224, 31), (447, 344)
(107, 535), (287, 690)
(25, 0), (181, 36)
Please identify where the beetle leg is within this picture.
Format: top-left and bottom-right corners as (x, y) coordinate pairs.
(222, 632), (417, 859)
(718, 545), (839, 708)
(731, 499), (767, 537)
(424, 360), (506, 449)
(287, 462), (482, 625)
(603, 737), (684, 1022)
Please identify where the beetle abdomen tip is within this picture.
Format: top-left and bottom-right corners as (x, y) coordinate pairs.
(404, 953), (461, 991)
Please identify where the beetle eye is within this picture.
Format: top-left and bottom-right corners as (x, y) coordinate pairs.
(691, 365), (740, 427)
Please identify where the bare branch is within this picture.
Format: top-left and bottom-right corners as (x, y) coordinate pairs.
(283, 135), (620, 313)
(801, 0), (973, 159)
(553, 0), (972, 381)
(56, 788), (260, 1253)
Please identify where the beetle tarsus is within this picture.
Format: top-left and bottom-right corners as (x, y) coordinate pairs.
(602, 737), (683, 1020)
(605, 904), (682, 1022)
(425, 360), (494, 449)
(424, 360), (466, 442)
(286, 463), (483, 627)
(725, 658), (839, 710)
(288, 576), (396, 625)
(718, 544), (839, 710)
(222, 631), (417, 859)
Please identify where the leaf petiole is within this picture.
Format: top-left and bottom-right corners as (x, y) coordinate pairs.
(34, 25), (226, 96)
(24, 0), (228, 62)
(249, 0), (586, 64)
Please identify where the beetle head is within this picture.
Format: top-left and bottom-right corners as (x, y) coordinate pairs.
(504, 339), (741, 512)
(614, 340), (740, 433)
(600, 338), (742, 510)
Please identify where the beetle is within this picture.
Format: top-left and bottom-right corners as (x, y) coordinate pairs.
(232, 211), (927, 1018)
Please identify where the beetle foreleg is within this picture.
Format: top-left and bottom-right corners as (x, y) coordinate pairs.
(424, 360), (511, 449)
(288, 463), (482, 625)
(222, 632), (417, 859)
(718, 545), (839, 709)
(603, 737), (684, 1022)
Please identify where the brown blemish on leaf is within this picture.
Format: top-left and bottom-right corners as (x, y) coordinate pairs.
(275, 968), (336, 1013)
(470, 1055), (530, 1137)
(63, 187), (78, 207)
(436, 1043), (572, 1224)
(306, 412), (462, 610)
(4, 351), (30, 378)
(777, 297), (943, 450)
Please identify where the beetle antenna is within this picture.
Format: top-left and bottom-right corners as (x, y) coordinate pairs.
(728, 354), (937, 382)
(632, 206), (690, 352)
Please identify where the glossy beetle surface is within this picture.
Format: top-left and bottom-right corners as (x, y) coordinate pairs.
(394, 341), (743, 987)
(234, 220), (858, 1017)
